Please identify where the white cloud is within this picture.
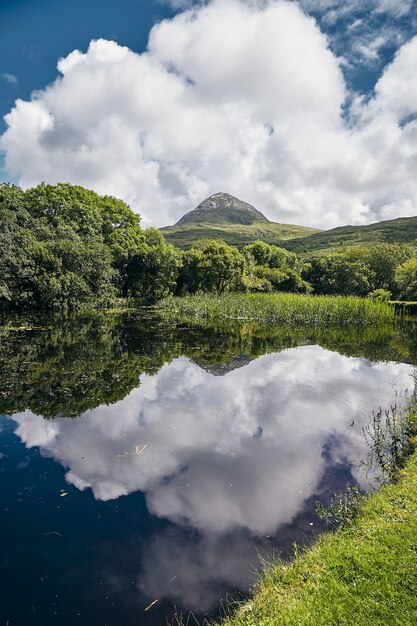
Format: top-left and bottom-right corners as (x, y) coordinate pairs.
(1, 0), (417, 227)
(299, 0), (413, 19)
(1, 72), (18, 86)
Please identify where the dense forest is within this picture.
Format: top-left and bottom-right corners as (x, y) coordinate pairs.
(2, 182), (417, 309)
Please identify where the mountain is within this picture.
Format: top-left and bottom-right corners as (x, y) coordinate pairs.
(161, 193), (319, 248)
(161, 193), (417, 254)
(175, 192), (269, 226)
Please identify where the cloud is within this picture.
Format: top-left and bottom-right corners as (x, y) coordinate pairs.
(1, 72), (18, 86)
(299, 0), (413, 19)
(1, 0), (417, 227)
(301, 0), (415, 71)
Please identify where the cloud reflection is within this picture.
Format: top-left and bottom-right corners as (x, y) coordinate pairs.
(11, 346), (412, 536)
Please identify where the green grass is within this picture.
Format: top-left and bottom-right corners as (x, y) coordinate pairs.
(389, 300), (417, 315)
(159, 292), (394, 326)
(160, 215), (417, 254)
(160, 221), (319, 249)
(218, 410), (417, 626)
(282, 215), (417, 256)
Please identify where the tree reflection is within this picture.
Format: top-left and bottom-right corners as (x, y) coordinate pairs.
(0, 311), (416, 419)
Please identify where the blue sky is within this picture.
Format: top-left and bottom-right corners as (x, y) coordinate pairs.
(2, 0), (414, 125)
(1, 0), (417, 227)
(0, 0), (175, 134)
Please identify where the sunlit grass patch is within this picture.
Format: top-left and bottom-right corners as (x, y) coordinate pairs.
(160, 292), (394, 326)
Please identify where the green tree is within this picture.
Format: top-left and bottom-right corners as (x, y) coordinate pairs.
(395, 257), (417, 300)
(254, 265), (312, 293)
(0, 182), (144, 309)
(367, 244), (411, 292)
(178, 239), (245, 294)
(125, 229), (181, 300)
(243, 240), (296, 269)
(305, 253), (373, 296)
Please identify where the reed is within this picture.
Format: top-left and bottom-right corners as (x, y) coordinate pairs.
(159, 292), (394, 326)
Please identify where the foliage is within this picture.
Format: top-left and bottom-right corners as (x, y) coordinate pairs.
(0, 183), (144, 309)
(241, 240), (309, 293)
(315, 486), (365, 528)
(241, 274), (273, 293)
(305, 244), (413, 298)
(23, 182), (144, 267)
(363, 404), (416, 482)
(243, 240), (288, 267)
(253, 265), (312, 293)
(125, 229), (181, 300)
(177, 239), (246, 294)
(368, 288), (392, 302)
(395, 257), (417, 300)
(3, 183), (417, 309)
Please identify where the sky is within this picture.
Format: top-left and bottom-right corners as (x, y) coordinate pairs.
(1, 0), (417, 228)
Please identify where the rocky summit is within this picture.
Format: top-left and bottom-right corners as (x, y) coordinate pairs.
(175, 192), (269, 226)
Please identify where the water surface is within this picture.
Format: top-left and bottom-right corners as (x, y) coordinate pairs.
(0, 313), (415, 625)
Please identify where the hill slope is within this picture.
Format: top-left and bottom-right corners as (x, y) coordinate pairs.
(161, 193), (320, 248)
(282, 215), (417, 255)
(161, 194), (417, 253)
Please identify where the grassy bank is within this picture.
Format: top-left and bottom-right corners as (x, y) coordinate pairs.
(216, 409), (417, 626)
(160, 292), (394, 326)
(389, 300), (417, 315)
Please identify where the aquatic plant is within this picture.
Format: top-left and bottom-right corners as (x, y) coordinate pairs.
(159, 292), (394, 326)
(363, 402), (416, 482)
(315, 486), (365, 528)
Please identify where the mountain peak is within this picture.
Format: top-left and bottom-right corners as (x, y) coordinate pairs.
(175, 192), (269, 226)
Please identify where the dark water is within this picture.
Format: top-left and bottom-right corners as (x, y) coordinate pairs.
(0, 312), (416, 625)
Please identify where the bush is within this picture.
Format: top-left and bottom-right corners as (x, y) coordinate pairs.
(368, 288), (392, 302)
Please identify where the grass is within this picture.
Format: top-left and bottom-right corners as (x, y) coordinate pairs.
(218, 406), (417, 626)
(282, 215), (417, 256)
(159, 292), (394, 326)
(160, 215), (417, 254)
(160, 221), (319, 250)
(389, 300), (417, 315)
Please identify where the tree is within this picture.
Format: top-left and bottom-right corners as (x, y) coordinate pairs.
(305, 253), (373, 296)
(395, 257), (417, 300)
(0, 182), (144, 309)
(23, 183), (144, 268)
(178, 239), (245, 294)
(254, 265), (312, 293)
(125, 229), (181, 300)
(243, 240), (295, 269)
(367, 244), (411, 293)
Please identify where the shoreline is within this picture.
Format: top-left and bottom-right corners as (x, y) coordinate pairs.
(215, 403), (417, 626)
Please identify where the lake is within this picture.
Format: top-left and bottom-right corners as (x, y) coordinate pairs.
(0, 312), (416, 625)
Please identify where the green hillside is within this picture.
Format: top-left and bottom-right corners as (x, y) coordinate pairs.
(161, 220), (320, 249)
(162, 192), (320, 248)
(161, 192), (417, 254)
(282, 215), (417, 255)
